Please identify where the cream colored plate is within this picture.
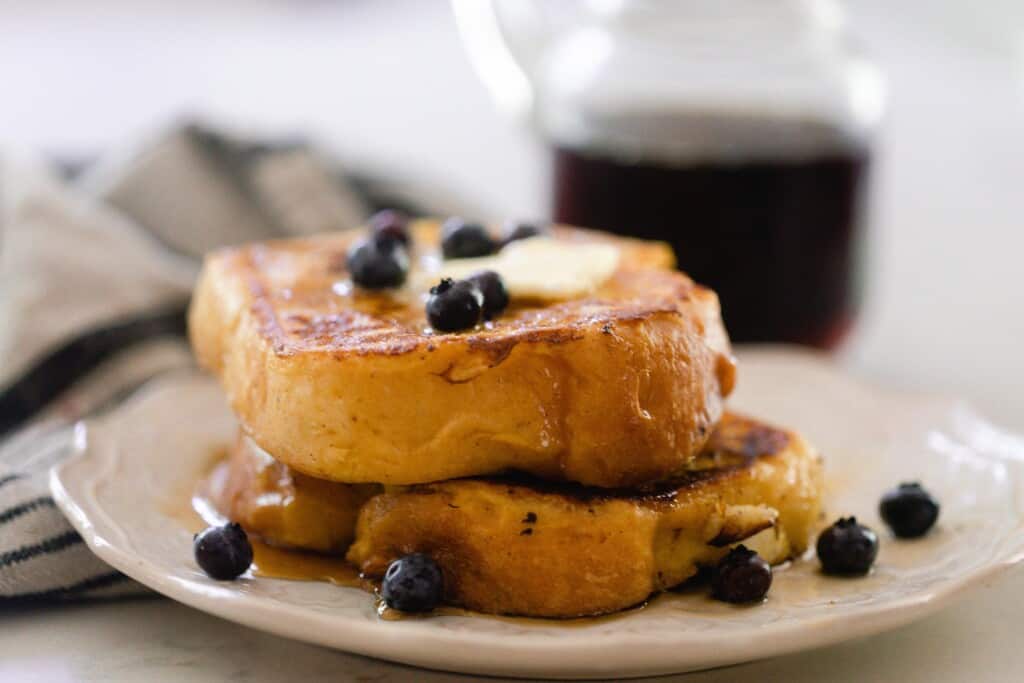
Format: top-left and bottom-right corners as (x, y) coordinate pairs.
(51, 348), (1024, 679)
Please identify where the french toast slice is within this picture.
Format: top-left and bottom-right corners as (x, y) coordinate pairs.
(215, 414), (823, 618)
(348, 413), (822, 617)
(190, 222), (735, 488)
(210, 431), (380, 554)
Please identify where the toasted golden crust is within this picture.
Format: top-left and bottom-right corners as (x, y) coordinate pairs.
(348, 411), (819, 618)
(214, 414), (822, 617)
(189, 222), (735, 487)
(347, 413), (822, 617)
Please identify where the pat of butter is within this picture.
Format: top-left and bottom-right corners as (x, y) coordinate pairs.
(422, 237), (620, 300)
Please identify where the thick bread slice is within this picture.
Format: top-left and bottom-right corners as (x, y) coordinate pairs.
(347, 413), (823, 617)
(190, 222), (735, 487)
(210, 431), (380, 554)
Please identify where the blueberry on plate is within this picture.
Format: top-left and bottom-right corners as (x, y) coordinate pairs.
(194, 522), (253, 581)
(817, 516), (879, 576)
(711, 545), (772, 603)
(381, 553), (444, 613)
(467, 270), (509, 320)
(441, 218), (495, 259)
(347, 238), (409, 289)
(502, 220), (548, 245)
(880, 482), (940, 538)
(369, 209), (410, 248)
(426, 278), (483, 332)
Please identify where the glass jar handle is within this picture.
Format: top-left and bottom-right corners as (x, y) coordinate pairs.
(451, 0), (580, 122)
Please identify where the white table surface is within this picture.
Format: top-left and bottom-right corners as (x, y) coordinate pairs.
(2, 570), (1024, 683)
(1, 1), (1023, 681)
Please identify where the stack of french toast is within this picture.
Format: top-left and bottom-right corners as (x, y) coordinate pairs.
(188, 215), (824, 618)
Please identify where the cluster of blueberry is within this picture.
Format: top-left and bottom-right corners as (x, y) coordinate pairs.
(426, 274), (508, 332)
(714, 482), (941, 603)
(345, 210), (544, 332)
(192, 482), (941, 612)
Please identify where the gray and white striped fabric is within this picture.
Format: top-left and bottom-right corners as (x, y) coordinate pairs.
(0, 123), (469, 603)
(0, 340), (194, 603)
(0, 425), (146, 602)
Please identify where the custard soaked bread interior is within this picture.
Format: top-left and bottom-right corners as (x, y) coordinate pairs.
(189, 222), (735, 488)
(214, 414), (823, 618)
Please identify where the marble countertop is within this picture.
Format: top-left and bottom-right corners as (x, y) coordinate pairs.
(1, 0), (1022, 680)
(4, 570), (1024, 682)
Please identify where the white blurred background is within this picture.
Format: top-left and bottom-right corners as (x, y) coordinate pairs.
(1, 0), (1022, 426)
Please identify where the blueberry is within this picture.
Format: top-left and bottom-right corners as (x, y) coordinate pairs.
(441, 218), (494, 259)
(880, 482), (940, 538)
(426, 278), (483, 332)
(817, 517), (879, 576)
(502, 220), (548, 245)
(369, 209), (410, 248)
(194, 523), (253, 581)
(347, 238), (409, 289)
(381, 553), (443, 613)
(711, 545), (772, 603)
(467, 270), (509, 320)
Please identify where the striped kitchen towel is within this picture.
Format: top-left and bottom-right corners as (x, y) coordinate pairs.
(0, 425), (147, 603)
(0, 122), (473, 603)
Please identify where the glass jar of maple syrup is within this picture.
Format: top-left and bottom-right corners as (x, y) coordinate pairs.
(455, 0), (885, 347)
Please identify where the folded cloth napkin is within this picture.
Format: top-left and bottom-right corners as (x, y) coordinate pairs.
(0, 123), (473, 603)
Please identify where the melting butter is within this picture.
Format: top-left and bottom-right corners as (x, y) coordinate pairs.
(419, 237), (620, 300)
